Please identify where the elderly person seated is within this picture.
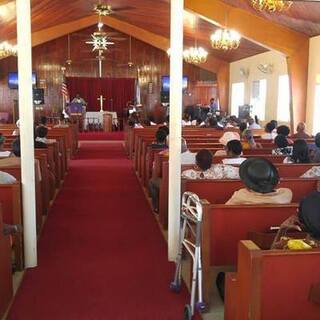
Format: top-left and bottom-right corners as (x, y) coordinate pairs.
(215, 131), (241, 157)
(248, 116), (261, 129)
(291, 122), (312, 139)
(182, 149), (239, 180)
(241, 129), (262, 150)
(226, 158), (292, 205)
(222, 140), (246, 165)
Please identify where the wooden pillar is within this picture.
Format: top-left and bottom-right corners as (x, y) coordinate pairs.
(168, 0), (184, 261)
(217, 64), (230, 113)
(287, 40), (309, 130)
(16, 0), (38, 268)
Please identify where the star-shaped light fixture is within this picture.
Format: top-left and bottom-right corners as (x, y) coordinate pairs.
(86, 31), (114, 52)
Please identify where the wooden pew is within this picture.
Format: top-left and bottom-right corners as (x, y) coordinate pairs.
(0, 183), (23, 270)
(0, 206), (13, 320)
(225, 240), (320, 320)
(200, 203), (299, 303)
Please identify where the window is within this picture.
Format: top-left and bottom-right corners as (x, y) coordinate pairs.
(231, 82), (245, 116)
(313, 84), (320, 134)
(277, 75), (290, 122)
(250, 79), (267, 121)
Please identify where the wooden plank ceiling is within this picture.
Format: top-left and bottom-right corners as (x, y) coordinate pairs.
(0, 0), (319, 62)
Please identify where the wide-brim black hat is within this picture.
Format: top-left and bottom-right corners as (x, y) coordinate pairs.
(298, 191), (320, 239)
(239, 157), (279, 194)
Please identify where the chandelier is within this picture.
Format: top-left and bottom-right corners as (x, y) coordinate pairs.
(183, 47), (208, 65)
(251, 0), (293, 12)
(0, 42), (17, 59)
(210, 29), (241, 51)
(167, 47), (208, 65)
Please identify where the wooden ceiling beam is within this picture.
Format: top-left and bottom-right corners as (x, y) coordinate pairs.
(101, 15), (228, 74)
(184, 0), (309, 56)
(31, 15), (98, 47)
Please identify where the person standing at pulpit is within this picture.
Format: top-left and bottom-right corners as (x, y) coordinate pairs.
(71, 94), (87, 107)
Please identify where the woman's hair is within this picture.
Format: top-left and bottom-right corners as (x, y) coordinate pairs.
(196, 149), (213, 171)
(265, 122), (275, 133)
(40, 116), (48, 126)
(315, 133), (320, 148)
(226, 140), (243, 156)
(12, 138), (21, 157)
(291, 139), (310, 163)
(239, 122), (247, 134)
(158, 126), (169, 136)
(207, 117), (218, 128)
(274, 134), (289, 149)
(155, 128), (168, 144)
(270, 120), (278, 129)
(36, 126), (48, 138)
(277, 125), (290, 137)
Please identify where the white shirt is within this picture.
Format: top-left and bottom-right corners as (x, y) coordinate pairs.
(0, 171), (17, 184)
(0, 151), (11, 158)
(182, 120), (192, 127)
(222, 157), (247, 165)
(248, 123), (261, 129)
(300, 166), (320, 178)
(182, 164), (239, 180)
(261, 132), (277, 140)
(181, 151), (196, 165)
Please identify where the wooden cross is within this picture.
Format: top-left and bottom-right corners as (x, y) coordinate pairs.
(98, 95), (106, 112)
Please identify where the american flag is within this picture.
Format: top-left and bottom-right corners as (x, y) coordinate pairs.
(61, 81), (70, 103)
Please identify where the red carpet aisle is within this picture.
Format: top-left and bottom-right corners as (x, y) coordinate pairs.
(78, 131), (124, 141)
(8, 142), (193, 320)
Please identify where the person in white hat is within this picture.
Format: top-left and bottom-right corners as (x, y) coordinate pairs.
(215, 131), (241, 157)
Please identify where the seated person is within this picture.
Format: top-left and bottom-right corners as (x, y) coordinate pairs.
(226, 158), (292, 205)
(309, 133), (320, 163)
(277, 125), (293, 145)
(222, 140), (246, 165)
(205, 117), (223, 130)
(34, 126), (49, 148)
(239, 122), (248, 138)
(291, 122), (312, 139)
(241, 129), (262, 150)
(128, 112), (143, 128)
(53, 113), (70, 128)
(38, 116), (49, 128)
(284, 139), (310, 164)
(0, 134), (11, 157)
(272, 191), (320, 249)
(261, 122), (277, 140)
(12, 119), (20, 137)
(150, 128), (168, 149)
(182, 149), (239, 180)
(181, 112), (192, 127)
(215, 132), (241, 157)
(272, 134), (293, 156)
(248, 116), (261, 129)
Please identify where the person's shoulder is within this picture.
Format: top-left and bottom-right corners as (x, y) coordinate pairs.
(0, 171), (17, 184)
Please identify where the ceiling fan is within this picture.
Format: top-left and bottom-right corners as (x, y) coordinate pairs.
(93, 2), (135, 16)
(117, 36), (135, 68)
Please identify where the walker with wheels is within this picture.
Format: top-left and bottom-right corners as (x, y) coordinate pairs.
(170, 192), (206, 320)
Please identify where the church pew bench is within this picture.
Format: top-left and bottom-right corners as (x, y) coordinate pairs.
(159, 175), (319, 229)
(47, 133), (68, 175)
(200, 203), (299, 303)
(0, 183), (23, 271)
(144, 147), (167, 188)
(225, 240), (320, 320)
(0, 166), (43, 233)
(0, 207), (13, 320)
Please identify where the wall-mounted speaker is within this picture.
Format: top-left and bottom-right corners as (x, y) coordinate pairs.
(33, 88), (45, 105)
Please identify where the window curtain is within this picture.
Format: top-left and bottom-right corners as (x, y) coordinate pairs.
(66, 77), (135, 115)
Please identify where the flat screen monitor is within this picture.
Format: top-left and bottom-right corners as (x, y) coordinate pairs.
(161, 76), (188, 92)
(8, 72), (37, 89)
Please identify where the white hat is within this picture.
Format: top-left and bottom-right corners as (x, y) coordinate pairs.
(219, 131), (240, 146)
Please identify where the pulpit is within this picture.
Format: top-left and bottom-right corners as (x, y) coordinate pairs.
(103, 113), (113, 132)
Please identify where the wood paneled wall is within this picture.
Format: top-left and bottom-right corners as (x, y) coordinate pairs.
(0, 26), (217, 120)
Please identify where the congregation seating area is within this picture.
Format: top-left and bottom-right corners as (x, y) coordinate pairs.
(125, 124), (320, 318)
(0, 123), (78, 319)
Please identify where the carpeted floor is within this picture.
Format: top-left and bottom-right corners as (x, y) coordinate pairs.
(78, 131), (124, 141)
(8, 142), (193, 320)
